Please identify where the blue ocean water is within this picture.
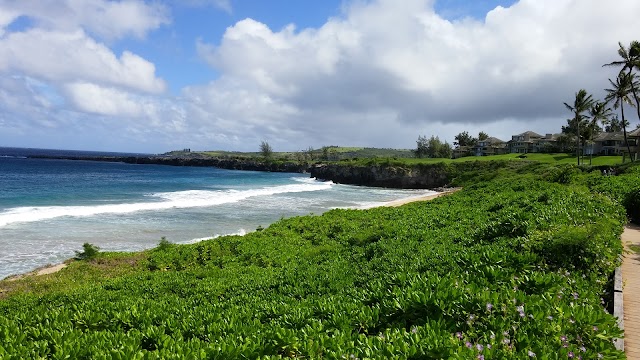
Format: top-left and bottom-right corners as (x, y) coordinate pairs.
(0, 147), (435, 279)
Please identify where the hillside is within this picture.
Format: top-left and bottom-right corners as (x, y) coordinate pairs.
(1, 161), (639, 358)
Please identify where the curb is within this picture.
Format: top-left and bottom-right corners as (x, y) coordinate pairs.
(614, 266), (624, 351)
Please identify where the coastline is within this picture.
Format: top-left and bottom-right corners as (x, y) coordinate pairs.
(383, 187), (461, 207)
(4, 263), (67, 281)
(2, 188), (459, 281)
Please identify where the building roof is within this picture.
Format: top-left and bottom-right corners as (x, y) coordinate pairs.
(485, 136), (505, 144)
(594, 132), (625, 142)
(516, 131), (543, 138)
(476, 137), (504, 146)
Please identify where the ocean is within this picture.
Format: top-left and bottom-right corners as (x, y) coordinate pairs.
(0, 147), (435, 279)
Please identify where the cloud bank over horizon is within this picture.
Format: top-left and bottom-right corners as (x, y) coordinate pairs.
(0, 0), (639, 153)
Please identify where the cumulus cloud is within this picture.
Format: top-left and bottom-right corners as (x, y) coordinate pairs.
(0, 0), (169, 40)
(2, 0), (640, 152)
(188, 0), (640, 149)
(0, 29), (166, 93)
(0, 0), (168, 133)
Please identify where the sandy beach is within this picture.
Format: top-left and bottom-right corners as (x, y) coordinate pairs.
(384, 188), (461, 207)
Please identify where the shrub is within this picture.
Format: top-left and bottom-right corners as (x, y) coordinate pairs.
(74, 243), (100, 260)
(156, 237), (173, 251)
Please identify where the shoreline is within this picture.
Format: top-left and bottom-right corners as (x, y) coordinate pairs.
(2, 188), (460, 281)
(383, 187), (461, 207)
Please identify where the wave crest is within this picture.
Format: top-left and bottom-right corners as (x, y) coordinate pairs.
(0, 182), (332, 227)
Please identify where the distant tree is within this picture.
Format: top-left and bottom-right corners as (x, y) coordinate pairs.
(321, 146), (330, 160)
(555, 133), (575, 153)
(605, 115), (625, 132)
(260, 141), (273, 160)
(438, 141), (453, 159)
(414, 135), (429, 158)
(585, 101), (610, 164)
(306, 146), (315, 161)
(563, 89), (594, 165)
(453, 131), (477, 147)
(415, 135), (452, 158)
(605, 72), (636, 161)
(478, 131), (489, 141)
(603, 41), (640, 121)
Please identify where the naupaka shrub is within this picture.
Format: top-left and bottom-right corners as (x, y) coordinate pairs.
(0, 178), (626, 359)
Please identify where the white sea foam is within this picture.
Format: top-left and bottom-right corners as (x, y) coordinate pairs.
(0, 182), (333, 227)
(182, 229), (249, 244)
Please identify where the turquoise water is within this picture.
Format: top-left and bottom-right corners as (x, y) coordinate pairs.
(0, 148), (435, 278)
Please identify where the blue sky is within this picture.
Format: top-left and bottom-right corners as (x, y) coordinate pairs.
(119, 0), (518, 94)
(0, 0), (637, 153)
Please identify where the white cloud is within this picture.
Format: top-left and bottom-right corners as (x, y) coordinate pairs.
(0, 0), (169, 40)
(0, 29), (166, 93)
(2, 0), (640, 153)
(186, 0), (640, 151)
(65, 82), (143, 117)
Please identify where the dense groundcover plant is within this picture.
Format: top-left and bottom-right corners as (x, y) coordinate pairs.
(0, 176), (628, 359)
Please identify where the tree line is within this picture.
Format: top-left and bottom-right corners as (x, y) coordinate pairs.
(414, 41), (640, 161)
(564, 40), (640, 165)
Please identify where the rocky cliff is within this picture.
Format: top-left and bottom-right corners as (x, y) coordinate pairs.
(310, 163), (451, 189)
(29, 155), (311, 173)
(32, 154), (515, 189)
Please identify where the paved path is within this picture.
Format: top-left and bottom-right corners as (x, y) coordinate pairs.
(622, 224), (640, 358)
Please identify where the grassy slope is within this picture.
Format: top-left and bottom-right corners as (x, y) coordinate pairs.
(1, 161), (638, 358)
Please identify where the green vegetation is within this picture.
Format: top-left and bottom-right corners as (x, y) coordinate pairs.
(194, 148), (626, 168)
(2, 161), (638, 358)
(75, 242), (100, 260)
(414, 135), (452, 159)
(198, 147), (415, 162)
(260, 141), (273, 160)
(337, 153), (625, 167)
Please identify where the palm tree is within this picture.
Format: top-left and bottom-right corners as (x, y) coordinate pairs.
(603, 41), (640, 120)
(564, 89), (594, 165)
(605, 72), (637, 162)
(586, 101), (611, 164)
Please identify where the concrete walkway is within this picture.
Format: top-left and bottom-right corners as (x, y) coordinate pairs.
(622, 224), (640, 358)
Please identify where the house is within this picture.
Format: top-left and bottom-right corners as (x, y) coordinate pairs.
(473, 137), (507, 156)
(509, 131), (557, 153)
(452, 146), (471, 159)
(592, 129), (640, 158)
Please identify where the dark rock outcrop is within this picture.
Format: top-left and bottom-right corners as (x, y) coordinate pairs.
(310, 163), (451, 189)
(28, 155), (311, 173)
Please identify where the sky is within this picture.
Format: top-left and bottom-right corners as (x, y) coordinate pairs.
(0, 0), (639, 154)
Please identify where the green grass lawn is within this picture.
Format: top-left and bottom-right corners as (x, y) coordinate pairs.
(391, 153), (626, 166)
(184, 147), (629, 167)
(456, 153), (625, 165)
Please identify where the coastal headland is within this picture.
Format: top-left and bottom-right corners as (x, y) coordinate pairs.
(27, 153), (542, 189)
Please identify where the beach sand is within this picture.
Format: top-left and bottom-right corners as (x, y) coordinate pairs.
(4, 263), (67, 281)
(384, 188), (461, 207)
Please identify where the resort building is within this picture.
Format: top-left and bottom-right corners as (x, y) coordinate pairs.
(508, 131), (558, 153)
(452, 146), (471, 159)
(472, 137), (507, 156)
(589, 129), (640, 159)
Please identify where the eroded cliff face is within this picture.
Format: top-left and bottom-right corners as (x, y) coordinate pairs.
(310, 164), (450, 189)
(29, 154), (468, 189)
